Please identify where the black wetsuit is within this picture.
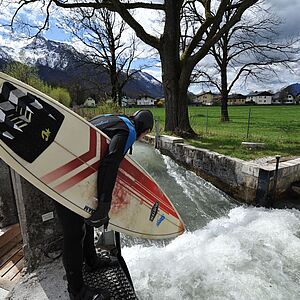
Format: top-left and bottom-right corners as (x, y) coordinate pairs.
(54, 114), (136, 295)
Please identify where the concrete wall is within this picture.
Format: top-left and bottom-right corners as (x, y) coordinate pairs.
(0, 160), (18, 227)
(145, 135), (300, 205)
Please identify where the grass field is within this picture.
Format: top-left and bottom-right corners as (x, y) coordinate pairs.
(78, 105), (300, 160)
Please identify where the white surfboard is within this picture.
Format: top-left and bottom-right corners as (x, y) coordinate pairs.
(0, 72), (185, 239)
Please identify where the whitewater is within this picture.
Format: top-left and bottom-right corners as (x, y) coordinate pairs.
(122, 142), (300, 300)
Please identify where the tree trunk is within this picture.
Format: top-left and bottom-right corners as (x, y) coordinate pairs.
(220, 64), (230, 122)
(109, 66), (118, 103)
(160, 1), (195, 137)
(111, 81), (118, 103)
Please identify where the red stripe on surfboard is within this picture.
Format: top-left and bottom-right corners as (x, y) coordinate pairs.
(115, 176), (153, 208)
(54, 135), (108, 193)
(41, 128), (97, 184)
(119, 159), (177, 215)
(117, 168), (179, 219)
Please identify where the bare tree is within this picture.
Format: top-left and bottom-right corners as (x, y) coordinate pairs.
(59, 7), (145, 105)
(192, 4), (299, 121)
(11, 0), (259, 137)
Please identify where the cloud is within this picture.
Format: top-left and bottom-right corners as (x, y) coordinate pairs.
(267, 0), (300, 37)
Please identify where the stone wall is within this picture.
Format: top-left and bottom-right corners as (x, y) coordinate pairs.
(144, 135), (300, 205)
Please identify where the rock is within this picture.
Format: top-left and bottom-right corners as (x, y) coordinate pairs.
(241, 142), (266, 150)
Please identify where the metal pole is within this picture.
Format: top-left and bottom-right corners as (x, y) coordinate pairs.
(272, 155), (281, 202)
(155, 119), (160, 149)
(246, 107), (251, 140)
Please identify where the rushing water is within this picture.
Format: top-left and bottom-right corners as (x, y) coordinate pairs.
(121, 142), (300, 300)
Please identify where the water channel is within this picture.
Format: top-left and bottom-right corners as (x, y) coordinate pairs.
(121, 142), (300, 300)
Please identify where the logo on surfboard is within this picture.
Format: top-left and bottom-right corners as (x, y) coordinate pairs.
(41, 128), (51, 141)
(156, 215), (165, 227)
(149, 201), (159, 222)
(84, 205), (96, 214)
(0, 81), (65, 163)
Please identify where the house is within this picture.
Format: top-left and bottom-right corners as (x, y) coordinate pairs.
(121, 96), (136, 107)
(83, 97), (96, 107)
(284, 94), (296, 104)
(272, 91), (296, 104)
(156, 97), (165, 107)
(196, 91), (221, 106)
(296, 93), (300, 104)
(246, 91), (273, 105)
(137, 95), (156, 106)
(228, 94), (247, 105)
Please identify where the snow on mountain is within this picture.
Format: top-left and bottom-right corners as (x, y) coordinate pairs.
(0, 35), (163, 99)
(133, 71), (162, 87)
(0, 35), (81, 70)
(0, 46), (13, 61)
(21, 36), (77, 70)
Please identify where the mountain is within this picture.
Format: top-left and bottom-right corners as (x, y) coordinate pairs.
(275, 83), (300, 98)
(125, 71), (164, 99)
(0, 36), (164, 102)
(286, 83), (300, 97)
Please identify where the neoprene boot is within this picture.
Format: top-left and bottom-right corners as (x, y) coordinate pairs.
(68, 285), (110, 300)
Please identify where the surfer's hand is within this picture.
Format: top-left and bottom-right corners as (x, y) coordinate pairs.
(85, 202), (111, 228)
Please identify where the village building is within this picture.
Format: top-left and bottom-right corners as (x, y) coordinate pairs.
(137, 95), (156, 106)
(156, 97), (165, 107)
(83, 96), (96, 107)
(272, 83), (300, 104)
(272, 92), (296, 104)
(246, 91), (273, 105)
(196, 91), (221, 106)
(227, 94), (247, 105)
(121, 96), (137, 107)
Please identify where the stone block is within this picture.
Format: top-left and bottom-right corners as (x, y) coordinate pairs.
(241, 142), (266, 149)
(160, 135), (184, 144)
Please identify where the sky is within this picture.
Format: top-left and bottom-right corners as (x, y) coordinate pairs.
(0, 0), (299, 95)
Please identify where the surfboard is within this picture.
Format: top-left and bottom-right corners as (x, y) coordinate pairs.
(0, 72), (185, 239)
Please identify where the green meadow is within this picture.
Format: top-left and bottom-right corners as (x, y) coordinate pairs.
(79, 105), (300, 160)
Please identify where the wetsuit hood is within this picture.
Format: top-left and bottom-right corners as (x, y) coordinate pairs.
(131, 110), (154, 138)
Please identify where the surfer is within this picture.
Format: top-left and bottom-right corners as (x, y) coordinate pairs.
(54, 110), (154, 300)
